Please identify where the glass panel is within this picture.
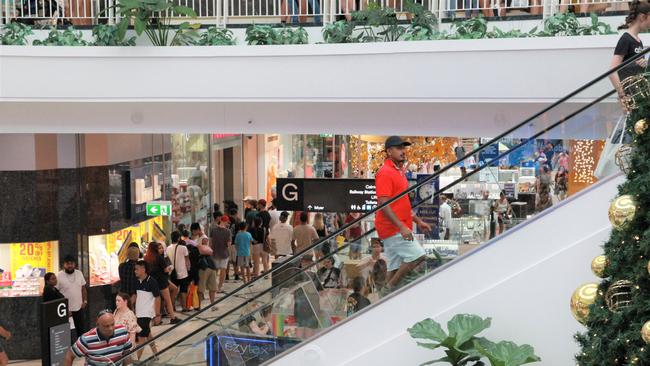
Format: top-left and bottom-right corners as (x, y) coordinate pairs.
(118, 49), (649, 366)
(171, 134), (211, 229)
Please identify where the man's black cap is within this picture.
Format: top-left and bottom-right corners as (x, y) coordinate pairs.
(385, 136), (412, 150)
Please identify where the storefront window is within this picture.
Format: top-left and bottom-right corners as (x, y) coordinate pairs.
(88, 216), (165, 286)
(171, 134), (210, 228)
(0, 241), (59, 297)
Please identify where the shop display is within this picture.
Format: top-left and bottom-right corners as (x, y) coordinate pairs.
(89, 216), (164, 286)
(171, 134), (210, 227)
(422, 241), (459, 259)
(0, 241), (59, 297)
(517, 167), (536, 194)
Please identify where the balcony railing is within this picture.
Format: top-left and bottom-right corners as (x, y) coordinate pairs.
(0, 0), (629, 26)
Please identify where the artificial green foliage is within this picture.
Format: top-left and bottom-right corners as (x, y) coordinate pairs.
(170, 22), (202, 46)
(245, 25), (308, 45)
(245, 25), (277, 45)
(92, 24), (136, 46)
(0, 22), (33, 45)
(403, 0), (439, 41)
(33, 27), (87, 46)
(108, 0), (198, 46)
(353, 2), (404, 42)
(474, 339), (541, 366)
(535, 12), (613, 37)
(486, 27), (530, 39)
(574, 77), (650, 363)
(409, 314), (541, 366)
(322, 20), (361, 43)
(449, 16), (488, 39)
(275, 26), (308, 44)
(197, 26), (236, 46)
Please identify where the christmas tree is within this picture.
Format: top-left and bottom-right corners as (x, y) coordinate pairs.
(573, 72), (650, 365)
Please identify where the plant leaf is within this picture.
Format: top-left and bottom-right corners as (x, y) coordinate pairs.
(475, 338), (541, 366)
(408, 318), (447, 342)
(134, 18), (146, 35)
(447, 314), (491, 347)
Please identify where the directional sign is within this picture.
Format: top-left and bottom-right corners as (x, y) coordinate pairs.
(146, 201), (171, 217)
(275, 178), (377, 213)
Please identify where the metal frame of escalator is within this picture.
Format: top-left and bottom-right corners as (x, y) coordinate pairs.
(118, 45), (650, 365)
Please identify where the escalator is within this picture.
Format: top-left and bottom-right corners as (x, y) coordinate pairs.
(119, 47), (649, 366)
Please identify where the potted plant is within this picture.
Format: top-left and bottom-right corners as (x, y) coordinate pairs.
(408, 314), (541, 366)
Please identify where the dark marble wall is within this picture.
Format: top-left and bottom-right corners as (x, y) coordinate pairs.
(0, 296), (42, 359)
(0, 150), (177, 360)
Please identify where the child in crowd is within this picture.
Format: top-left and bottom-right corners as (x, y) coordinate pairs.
(347, 276), (371, 316)
(235, 222), (254, 283)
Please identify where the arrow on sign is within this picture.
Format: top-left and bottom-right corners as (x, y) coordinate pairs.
(150, 206), (158, 214)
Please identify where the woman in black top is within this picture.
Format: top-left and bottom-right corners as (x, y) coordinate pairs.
(144, 242), (180, 325)
(42, 272), (64, 302)
(610, 0), (650, 110)
(249, 217), (267, 277)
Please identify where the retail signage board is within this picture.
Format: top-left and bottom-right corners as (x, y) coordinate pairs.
(146, 201), (171, 217)
(42, 298), (70, 366)
(275, 178), (377, 213)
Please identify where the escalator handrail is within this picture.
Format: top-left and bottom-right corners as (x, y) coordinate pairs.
(141, 88), (617, 362)
(119, 46), (647, 361)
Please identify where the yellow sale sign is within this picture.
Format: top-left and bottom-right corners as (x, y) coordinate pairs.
(10, 241), (55, 276)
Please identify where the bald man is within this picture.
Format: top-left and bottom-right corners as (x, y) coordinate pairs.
(65, 311), (132, 366)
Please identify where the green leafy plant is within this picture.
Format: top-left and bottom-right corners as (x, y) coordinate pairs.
(109, 0), (198, 46)
(197, 26), (236, 46)
(1, 22), (33, 45)
(275, 26), (308, 44)
(92, 24), (136, 46)
(170, 22), (202, 45)
(322, 20), (361, 43)
(475, 339), (541, 366)
(449, 16), (488, 39)
(486, 27), (530, 39)
(578, 12), (613, 35)
(404, 0), (439, 41)
(408, 314), (541, 366)
(33, 27), (87, 46)
(353, 2), (404, 42)
(535, 12), (581, 36)
(245, 24), (277, 45)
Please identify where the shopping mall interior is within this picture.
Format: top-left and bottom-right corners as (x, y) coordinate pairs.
(1, 1), (650, 365)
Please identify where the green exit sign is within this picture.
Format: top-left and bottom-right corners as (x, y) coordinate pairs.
(146, 201), (172, 217)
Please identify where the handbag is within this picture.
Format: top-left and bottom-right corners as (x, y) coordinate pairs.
(262, 229), (271, 253)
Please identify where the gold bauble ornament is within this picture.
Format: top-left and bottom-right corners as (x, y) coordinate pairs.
(591, 255), (608, 278)
(614, 145), (633, 175)
(635, 119), (648, 135)
(606, 280), (634, 312)
(608, 195), (637, 230)
(570, 283), (599, 324)
(642, 321), (650, 344)
(621, 73), (650, 111)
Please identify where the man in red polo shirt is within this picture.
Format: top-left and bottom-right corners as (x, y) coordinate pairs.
(375, 136), (431, 289)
